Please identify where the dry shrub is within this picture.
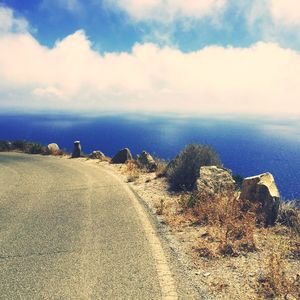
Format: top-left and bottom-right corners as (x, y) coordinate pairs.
(193, 191), (257, 257)
(156, 198), (165, 215)
(124, 160), (140, 182)
(278, 201), (300, 236)
(257, 251), (300, 299)
(155, 158), (168, 178)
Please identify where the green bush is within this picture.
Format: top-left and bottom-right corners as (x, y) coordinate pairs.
(12, 140), (27, 151)
(166, 143), (221, 191)
(233, 174), (244, 190)
(11, 140), (45, 154)
(24, 142), (45, 154)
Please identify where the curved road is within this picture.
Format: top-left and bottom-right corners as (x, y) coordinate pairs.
(0, 153), (198, 299)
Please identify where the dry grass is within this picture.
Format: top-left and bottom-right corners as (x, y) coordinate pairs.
(187, 191), (257, 257)
(257, 242), (300, 299)
(123, 160), (141, 182)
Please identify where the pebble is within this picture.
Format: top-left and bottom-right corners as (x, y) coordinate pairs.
(203, 272), (211, 277)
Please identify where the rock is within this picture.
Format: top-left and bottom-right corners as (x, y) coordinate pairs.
(72, 141), (82, 158)
(196, 166), (236, 197)
(239, 173), (280, 226)
(136, 151), (157, 171)
(111, 148), (132, 164)
(47, 143), (59, 154)
(89, 150), (105, 160)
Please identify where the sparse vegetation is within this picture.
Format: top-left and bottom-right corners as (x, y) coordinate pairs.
(0, 140), (45, 154)
(166, 144), (221, 191)
(117, 158), (299, 299)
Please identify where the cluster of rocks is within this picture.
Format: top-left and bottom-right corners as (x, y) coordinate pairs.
(55, 140), (281, 226)
(195, 165), (280, 226)
(110, 148), (158, 171)
(70, 142), (158, 171)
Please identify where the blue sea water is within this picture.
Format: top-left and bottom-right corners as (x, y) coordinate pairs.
(0, 114), (299, 200)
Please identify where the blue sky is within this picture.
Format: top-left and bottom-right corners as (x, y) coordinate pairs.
(2, 0), (300, 52)
(0, 0), (300, 115)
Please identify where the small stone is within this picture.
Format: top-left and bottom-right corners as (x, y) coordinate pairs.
(203, 272), (211, 277)
(47, 143), (60, 154)
(72, 141), (82, 158)
(89, 150), (105, 160)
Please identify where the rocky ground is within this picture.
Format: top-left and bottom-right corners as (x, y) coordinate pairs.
(102, 161), (300, 300)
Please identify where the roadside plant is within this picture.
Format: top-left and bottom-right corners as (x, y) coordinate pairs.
(166, 143), (221, 191)
(277, 201), (300, 236)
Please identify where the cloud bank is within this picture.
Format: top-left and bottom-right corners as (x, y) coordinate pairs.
(270, 0), (300, 26)
(106, 0), (300, 27)
(0, 4), (300, 116)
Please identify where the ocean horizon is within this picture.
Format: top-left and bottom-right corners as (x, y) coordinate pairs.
(1, 113), (299, 200)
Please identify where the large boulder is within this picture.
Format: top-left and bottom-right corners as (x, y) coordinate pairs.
(239, 173), (280, 226)
(89, 150), (105, 160)
(47, 143), (60, 155)
(72, 141), (82, 158)
(136, 151), (157, 171)
(111, 148), (132, 164)
(196, 166), (236, 197)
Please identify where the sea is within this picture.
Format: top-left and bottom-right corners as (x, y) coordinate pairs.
(1, 114), (299, 200)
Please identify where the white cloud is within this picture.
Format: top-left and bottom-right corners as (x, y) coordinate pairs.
(105, 0), (227, 22)
(0, 6), (29, 34)
(270, 0), (300, 26)
(1, 5), (300, 116)
(1, 29), (300, 115)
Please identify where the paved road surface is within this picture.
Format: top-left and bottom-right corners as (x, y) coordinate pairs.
(0, 153), (198, 299)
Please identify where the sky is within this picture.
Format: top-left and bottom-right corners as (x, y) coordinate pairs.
(0, 0), (300, 115)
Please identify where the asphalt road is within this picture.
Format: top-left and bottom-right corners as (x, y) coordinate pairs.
(0, 153), (187, 299)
